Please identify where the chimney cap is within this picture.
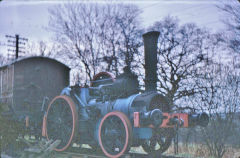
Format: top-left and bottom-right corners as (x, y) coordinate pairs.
(143, 31), (160, 38)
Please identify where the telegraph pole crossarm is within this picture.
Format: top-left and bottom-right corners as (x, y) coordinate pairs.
(5, 34), (28, 60)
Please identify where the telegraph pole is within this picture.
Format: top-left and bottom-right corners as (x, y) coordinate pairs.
(16, 34), (19, 59)
(5, 34), (28, 60)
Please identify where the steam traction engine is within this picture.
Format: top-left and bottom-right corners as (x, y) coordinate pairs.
(42, 31), (209, 158)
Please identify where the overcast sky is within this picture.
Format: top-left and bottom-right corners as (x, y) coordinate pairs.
(0, 0), (228, 55)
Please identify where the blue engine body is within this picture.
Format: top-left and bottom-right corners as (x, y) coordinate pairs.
(60, 82), (167, 147)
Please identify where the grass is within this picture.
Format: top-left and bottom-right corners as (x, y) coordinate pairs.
(163, 143), (240, 158)
(129, 142), (240, 158)
(7, 135), (240, 158)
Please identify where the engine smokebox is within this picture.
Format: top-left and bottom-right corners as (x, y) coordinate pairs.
(143, 31), (160, 92)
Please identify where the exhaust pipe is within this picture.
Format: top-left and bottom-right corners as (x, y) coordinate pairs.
(143, 31), (160, 92)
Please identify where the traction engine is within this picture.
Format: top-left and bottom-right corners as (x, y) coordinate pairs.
(42, 31), (209, 158)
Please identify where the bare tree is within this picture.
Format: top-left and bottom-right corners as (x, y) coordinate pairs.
(113, 5), (143, 72)
(220, 0), (240, 54)
(48, 2), (142, 83)
(190, 62), (240, 158)
(148, 16), (221, 111)
(26, 41), (60, 58)
(100, 4), (143, 75)
(49, 3), (107, 82)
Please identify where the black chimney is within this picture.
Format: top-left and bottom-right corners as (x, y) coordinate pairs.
(143, 31), (160, 92)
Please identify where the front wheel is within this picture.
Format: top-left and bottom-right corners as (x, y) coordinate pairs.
(142, 128), (174, 155)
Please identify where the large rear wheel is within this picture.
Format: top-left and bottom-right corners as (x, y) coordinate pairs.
(46, 95), (78, 152)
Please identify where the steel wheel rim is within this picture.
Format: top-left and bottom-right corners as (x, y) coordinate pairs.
(98, 111), (132, 158)
(46, 95), (77, 152)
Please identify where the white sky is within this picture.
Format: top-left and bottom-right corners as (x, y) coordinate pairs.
(0, 0), (228, 55)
